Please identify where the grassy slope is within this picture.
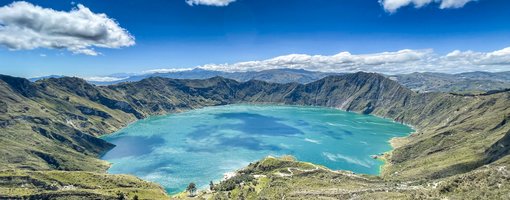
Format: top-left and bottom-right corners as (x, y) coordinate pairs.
(0, 170), (168, 199)
(382, 92), (510, 180)
(0, 72), (509, 199)
(0, 76), (167, 199)
(198, 156), (510, 200)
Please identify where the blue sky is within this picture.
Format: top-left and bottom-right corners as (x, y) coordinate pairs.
(1, 0), (510, 77)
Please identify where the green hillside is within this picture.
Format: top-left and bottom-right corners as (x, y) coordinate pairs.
(0, 72), (509, 199)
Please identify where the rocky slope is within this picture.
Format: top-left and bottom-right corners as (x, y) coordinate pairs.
(389, 71), (510, 93)
(0, 72), (509, 199)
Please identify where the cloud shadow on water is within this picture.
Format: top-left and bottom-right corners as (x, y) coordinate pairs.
(219, 136), (282, 151)
(102, 135), (165, 160)
(214, 112), (304, 136)
(311, 125), (353, 140)
(116, 157), (181, 177)
(322, 130), (344, 140)
(296, 119), (310, 127)
(185, 112), (302, 152)
(184, 136), (281, 152)
(188, 124), (223, 139)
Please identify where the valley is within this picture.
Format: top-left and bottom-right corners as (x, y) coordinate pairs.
(1, 0), (509, 199)
(1, 72), (509, 199)
(101, 104), (413, 194)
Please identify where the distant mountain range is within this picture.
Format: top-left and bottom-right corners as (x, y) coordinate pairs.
(30, 69), (510, 93)
(89, 68), (339, 85)
(388, 71), (510, 93)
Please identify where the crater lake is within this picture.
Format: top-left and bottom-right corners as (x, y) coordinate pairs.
(101, 105), (414, 194)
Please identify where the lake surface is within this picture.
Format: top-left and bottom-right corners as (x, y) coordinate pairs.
(101, 105), (413, 194)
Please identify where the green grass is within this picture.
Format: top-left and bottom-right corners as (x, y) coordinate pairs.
(201, 156), (510, 200)
(0, 170), (168, 199)
(1, 73), (510, 199)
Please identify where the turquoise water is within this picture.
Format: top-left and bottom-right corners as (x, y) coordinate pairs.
(101, 105), (413, 194)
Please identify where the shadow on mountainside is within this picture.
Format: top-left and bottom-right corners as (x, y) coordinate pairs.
(484, 129), (510, 164)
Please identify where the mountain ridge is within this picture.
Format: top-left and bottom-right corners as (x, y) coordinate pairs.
(30, 69), (510, 93)
(1, 72), (509, 199)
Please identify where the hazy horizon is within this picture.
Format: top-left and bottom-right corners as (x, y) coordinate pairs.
(1, 0), (509, 78)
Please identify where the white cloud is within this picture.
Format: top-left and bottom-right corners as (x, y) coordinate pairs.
(446, 47), (510, 66)
(143, 68), (195, 74)
(85, 76), (128, 82)
(187, 46), (510, 74)
(195, 49), (435, 74)
(0, 1), (134, 55)
(87, 46), (510, 82)
(185, 0), (236, 6)
(379, 0), (476, 13)
(439, 0), (474, 8)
